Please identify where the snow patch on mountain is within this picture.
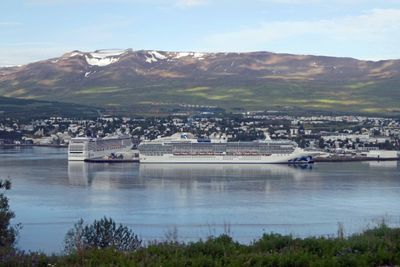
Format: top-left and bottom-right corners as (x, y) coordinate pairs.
(145, 54), (156, 63)
(85, 49), (127, 67)
(174, 52), (207, 59)
(84, 70), (97, 78)
(193, 52), (205, 58)
(175, 52), (191, 59)
(145, 56), (157, 63)
(86, 56), (119, 67)
(90, 49), (126, 58)
(149, 51), (167, 60)
(69, 52), (81, 58)
(145, 51), (167, 63)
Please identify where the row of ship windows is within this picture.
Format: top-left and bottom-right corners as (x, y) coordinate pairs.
(88, 146), (123, 150)
(95, 146), (122, 151)
(143, 152), (292, 156)
(141, 148), (294, 152)
(166, 150), (292, 153)
(142, 144), (291, 149)
(70, 146), (123, 152)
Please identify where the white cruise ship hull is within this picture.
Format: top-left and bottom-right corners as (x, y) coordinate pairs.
(140, 148), (316, 164)
(68, 136), (132, 161)
(68, 149), (129, 161)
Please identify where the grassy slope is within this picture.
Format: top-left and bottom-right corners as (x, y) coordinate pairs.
(0, 96), (100, 118)
(59, 78), (400, 116)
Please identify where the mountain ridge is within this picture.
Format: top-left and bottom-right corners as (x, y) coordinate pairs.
(1, 49), (400, 115)
(10, 49), (400, 66)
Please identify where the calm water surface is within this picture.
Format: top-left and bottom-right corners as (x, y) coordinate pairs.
(0, 147), (399, 253)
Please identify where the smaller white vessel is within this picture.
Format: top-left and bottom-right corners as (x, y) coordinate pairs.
(68, 135), (132, 161)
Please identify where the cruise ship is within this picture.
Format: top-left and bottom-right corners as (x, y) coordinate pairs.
(138, 133), (319, 164)
(68, 135), (132, 161)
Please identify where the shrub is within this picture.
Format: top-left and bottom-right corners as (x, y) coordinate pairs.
(64, 217), (142, 253)
(0, 179), (20, 251)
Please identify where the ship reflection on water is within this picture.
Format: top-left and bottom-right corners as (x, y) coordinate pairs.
(67, 162), (140, 188)
(68, 162), (92, 186)
(139, 163), (312, 180)
(68, 162), (313, 190)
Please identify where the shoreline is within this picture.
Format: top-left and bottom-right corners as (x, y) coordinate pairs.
(314, 157), (399, 162)
(0, 144), (67, 148)
(1, 145), (398, 163)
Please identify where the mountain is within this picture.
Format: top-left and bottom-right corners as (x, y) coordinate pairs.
(1, 49), (400, 116)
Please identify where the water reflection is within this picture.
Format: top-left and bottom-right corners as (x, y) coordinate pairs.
(68, 162), (93, 186)
(68, 161), (314, 192)
(68, 162), (140, 189)
(139, 163), (312, 180)
(365, 161), (399, 168)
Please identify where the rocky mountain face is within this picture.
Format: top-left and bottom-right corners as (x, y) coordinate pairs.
(1, 49), (400, 115)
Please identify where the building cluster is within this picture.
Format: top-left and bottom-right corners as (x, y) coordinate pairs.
(1, 113), (400, 155)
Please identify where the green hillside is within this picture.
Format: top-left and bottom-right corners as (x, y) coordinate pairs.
(0, 97), (100, 118)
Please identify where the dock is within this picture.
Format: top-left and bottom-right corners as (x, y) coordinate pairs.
(84, 158), (139, 163)
(314, 156), (399, 162)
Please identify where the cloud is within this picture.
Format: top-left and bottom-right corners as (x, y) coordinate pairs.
(175, 0), (208, 8)
(202, 9), (400, 59)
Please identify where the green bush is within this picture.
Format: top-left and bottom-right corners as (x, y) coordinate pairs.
(64, 217), (142, 253)
(0, 179), (20, 256)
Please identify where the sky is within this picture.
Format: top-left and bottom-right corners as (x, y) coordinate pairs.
(1, 0), (400, 65)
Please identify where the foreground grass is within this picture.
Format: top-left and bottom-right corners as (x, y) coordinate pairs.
(2, 225), (400, 267)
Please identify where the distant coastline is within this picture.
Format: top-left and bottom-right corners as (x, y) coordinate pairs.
(0, 144), (67, 148)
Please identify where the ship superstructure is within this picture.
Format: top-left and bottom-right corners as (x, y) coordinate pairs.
(138, 133), (318, 164)
(68, 135), (132, 161)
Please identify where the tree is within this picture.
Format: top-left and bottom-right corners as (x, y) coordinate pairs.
(64, 217), (142, 253)
(0, 179), (20, 250)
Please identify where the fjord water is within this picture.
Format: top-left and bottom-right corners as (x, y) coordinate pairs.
(0, 147), (399, 253)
